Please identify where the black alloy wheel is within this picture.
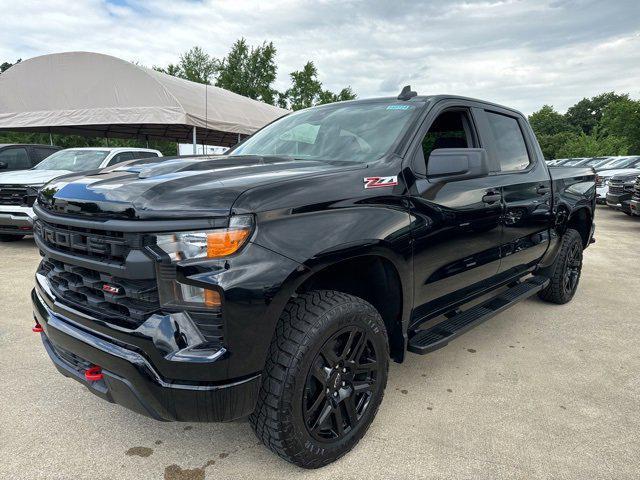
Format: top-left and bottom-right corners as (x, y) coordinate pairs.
(303, 326), (379, 441)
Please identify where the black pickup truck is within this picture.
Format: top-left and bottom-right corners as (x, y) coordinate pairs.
(31, 89), (595, 468)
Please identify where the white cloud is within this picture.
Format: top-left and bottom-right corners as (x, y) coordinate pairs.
(1, 0), (639, 114)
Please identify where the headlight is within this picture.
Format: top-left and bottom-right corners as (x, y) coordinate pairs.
(155, 215), (253, 261)
(153, 215), (253, 309)
(604, 178), (610, 186)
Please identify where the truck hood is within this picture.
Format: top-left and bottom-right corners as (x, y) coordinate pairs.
(0, 169), (72, 186)
(37, 155), (364, 220)
(596, 168), (640, 178)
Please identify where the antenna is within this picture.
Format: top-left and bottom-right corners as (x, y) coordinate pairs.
(397, 85), (417, 101)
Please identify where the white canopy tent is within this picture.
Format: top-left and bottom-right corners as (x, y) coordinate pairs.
(0, 51), (288, 150)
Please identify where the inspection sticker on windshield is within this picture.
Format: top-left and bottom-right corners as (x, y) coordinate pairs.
(364, 176), (398, 189)
(386, 104), (414, 110)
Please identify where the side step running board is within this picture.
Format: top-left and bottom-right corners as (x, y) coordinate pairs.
(408, 275), (549, 355)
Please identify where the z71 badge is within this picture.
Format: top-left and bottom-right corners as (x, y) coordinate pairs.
(363, 176), (398, 189)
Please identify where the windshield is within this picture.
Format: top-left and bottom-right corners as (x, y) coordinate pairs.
(582, 157), (608, 167)
(33, 149), (109, 172)
(229, 101), (422, 163)
(602, 157), (634, 169)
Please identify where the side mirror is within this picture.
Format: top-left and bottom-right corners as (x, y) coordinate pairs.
(0, 161), (7, 170)
(427, 148), (489, 181)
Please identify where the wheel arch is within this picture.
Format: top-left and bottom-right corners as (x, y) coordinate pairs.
(287, 250), (410, 363)
(566, 206), (593, 247)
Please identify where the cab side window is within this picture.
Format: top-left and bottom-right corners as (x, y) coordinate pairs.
(414, 110), (475, 176)
(485, 111), (530, 171)
(0, 147), (30, 170)
(108, 152), (135, 166)
(135, 151), (159, 159)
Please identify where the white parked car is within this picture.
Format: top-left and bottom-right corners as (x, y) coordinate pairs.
(0, 147), (162, 241)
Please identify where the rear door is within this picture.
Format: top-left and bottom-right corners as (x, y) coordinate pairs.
(479, 109), (553, 275)
(30, 147), (59, 166)
(407, 101), (504, 323)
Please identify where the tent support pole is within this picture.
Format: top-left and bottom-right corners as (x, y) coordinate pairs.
(192, 127), (197, 154)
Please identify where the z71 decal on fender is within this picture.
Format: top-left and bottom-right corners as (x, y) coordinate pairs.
(363, 176), (398, 189)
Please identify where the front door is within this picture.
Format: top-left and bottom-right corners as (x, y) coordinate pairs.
(407, 105), (503, 325)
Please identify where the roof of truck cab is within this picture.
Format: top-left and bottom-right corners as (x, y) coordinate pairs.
(0, 143), (60, 148)
(312, 94), (526, 117)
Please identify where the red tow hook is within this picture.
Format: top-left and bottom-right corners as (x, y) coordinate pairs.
(32, 323), (43, 333)
(84, 366), (104, 382)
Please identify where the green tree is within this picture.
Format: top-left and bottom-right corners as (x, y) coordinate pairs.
(565, 92), (629, 135)
(153, 63), (182, 77)
(555, 130), (629, 158)
(215, 38), (278, 105)
(600, 98), (640, 154)
(280, 61), (356, 110)
(528, 105), (574, 136)
(0, 59), (20, 74)
(284, 62), (323, 110)
(153, 47), (217, 84)
(178, 46), (217, 84)
(536, 132), (579, 160)
(317, 86), (357, 105)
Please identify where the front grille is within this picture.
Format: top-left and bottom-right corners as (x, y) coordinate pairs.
(39, 258), (160, 328)
(37, 213), (225, 343)
(34, 219), (132, 264)
(0, 185), (28, 206)
(608, 183), (624, 195)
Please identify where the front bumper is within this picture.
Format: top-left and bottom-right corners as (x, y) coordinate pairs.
(0, 205), (35, 234)
(606, 192), (632, 213)
(630, 198), (640, 216)
(32, 284), (261, 422)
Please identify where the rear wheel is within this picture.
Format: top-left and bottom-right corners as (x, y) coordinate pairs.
(250, 290), (389, 469)
(538, 228), (583, 304)
(0, 234), (25, 242)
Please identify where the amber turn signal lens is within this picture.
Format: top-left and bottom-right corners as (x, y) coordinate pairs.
(204, 288), (221, 307)
(206, 228), (251, 258)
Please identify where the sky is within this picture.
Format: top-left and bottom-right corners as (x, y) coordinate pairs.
(1, 0), (639, 114)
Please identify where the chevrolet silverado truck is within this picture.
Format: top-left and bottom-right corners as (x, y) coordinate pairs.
(606, 170), (640, 215)
(31, 89), (595, 468)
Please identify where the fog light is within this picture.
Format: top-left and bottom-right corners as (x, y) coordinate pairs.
(180, 283), (221, 308)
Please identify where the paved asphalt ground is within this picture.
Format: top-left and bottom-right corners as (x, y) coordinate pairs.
(1, 206), (638, 480)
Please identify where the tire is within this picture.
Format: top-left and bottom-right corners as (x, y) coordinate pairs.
(250, 290), (389, 469)
(0, 234), (25, 242)
(538, 228), (583, 304)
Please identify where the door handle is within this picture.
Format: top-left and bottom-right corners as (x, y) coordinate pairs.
(536, 185), (551, 195)
(482, 192), (502, 204)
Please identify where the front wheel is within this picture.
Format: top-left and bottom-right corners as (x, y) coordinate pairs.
(538, 228), (583, 304)
(250, 290), (389, 469)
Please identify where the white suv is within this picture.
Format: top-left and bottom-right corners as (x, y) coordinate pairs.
(0, 147), (162, 241)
